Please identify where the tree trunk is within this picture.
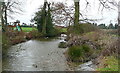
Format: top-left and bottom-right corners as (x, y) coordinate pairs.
(118, 1), (120, 36)
(0, 2), (6, 31)
(4, 6), (7, 25)
(42, 1), (47, 35)
(42, 15), (46, 35)
(74, 0), (79, 26)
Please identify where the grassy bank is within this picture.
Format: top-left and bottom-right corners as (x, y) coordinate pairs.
(2, 25), (64, 48)
(66, 23), (118, 71)
(97, 56), (118, 71)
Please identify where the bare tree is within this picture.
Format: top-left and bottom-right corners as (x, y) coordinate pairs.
(32, 0), (118, 28)
(0, 0), (24, 31)
(98, 0), (118, 11)
(51, 2), (74, 27)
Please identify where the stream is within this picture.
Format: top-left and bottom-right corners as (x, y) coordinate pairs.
(2, 34), (96, 71)
(3, 35), (71, 71)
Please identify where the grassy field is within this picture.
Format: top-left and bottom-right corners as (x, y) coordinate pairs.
(21, 27), (67, 33)
(60, 28), (67, 33)
(21, 27), (37, 32)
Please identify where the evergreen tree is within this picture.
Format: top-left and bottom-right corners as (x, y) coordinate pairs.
(32, 1), (57, 37)
(108, 23), (114, 29)
(115, 23), (118, 29)
(46, 3), (55, 37)
(98, 24), (106, 29)
(41, 1), (47, 35)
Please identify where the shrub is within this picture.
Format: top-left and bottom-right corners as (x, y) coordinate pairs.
(68, 45), (93, 62)
(68, 45), (84, 60)
(82, 45), (91, 52)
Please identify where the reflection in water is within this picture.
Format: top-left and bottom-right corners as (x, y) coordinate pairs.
(3, 37), (70, 71)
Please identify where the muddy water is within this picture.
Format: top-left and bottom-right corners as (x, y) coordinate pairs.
(3, 37), (70, 71)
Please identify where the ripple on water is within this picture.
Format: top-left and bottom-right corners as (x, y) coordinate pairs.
(75, 61), (97, 71)
(3, 38), (70, 71)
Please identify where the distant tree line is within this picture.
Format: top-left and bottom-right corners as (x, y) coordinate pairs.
(92, 23), (118, 29)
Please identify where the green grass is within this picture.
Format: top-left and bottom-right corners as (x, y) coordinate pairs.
(55, 27), (67, 33)
(97, 56), (118, 71)
(21, 27), (37, 32)
(60, 28), (67, 33)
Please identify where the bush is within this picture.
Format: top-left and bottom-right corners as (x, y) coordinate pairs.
(68, 45), (84, 60)
(82, 45), (91, 52)
(68, 45), (93, 62)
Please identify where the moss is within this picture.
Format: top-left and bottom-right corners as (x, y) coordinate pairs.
(58, 42), (67, 48)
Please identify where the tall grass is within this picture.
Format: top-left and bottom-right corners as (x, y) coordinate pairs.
(68, 45), (92, 62)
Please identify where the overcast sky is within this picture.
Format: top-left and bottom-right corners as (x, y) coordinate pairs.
(7, 0), (119, 25)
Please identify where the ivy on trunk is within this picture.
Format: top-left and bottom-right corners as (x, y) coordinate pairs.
(74, 0), (79, 26)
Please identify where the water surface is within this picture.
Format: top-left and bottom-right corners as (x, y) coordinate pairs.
(3, 37), (70, 71)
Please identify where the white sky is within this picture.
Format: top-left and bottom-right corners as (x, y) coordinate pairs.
(7, 0), (119, 25)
